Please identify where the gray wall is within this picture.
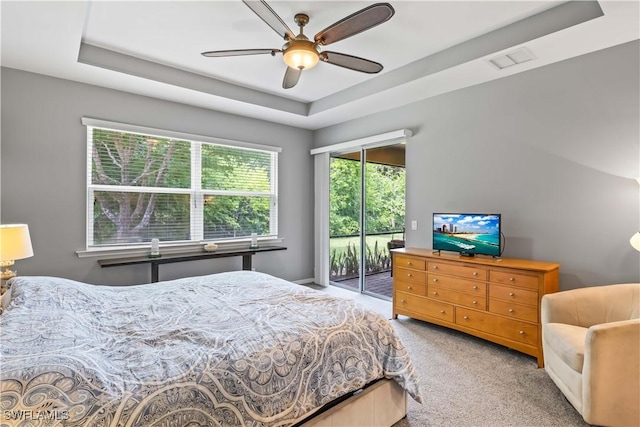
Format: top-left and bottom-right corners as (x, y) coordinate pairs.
(315, 41), (640, 290)
(0, 68), (315, 285)
(3, 41), (639, 290)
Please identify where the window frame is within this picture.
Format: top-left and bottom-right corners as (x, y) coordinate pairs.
(81, 117), (281, 255)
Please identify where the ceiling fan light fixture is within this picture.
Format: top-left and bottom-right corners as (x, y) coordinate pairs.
(203, 2), (395, 88)
(283, 40), (320, 70)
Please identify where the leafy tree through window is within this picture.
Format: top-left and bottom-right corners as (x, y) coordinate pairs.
(86, 125), (278, 249)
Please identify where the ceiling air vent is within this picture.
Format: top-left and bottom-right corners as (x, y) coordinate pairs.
(488, 47), (535, 70)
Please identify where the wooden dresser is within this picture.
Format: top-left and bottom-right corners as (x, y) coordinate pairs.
(392, 248), (560, 367)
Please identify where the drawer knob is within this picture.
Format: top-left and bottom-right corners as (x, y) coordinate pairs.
(400, 299), (406, 303)
(472, 301), (477, 305)
(432, 291), (438, 296)
(509, 292), (515, 297)
(463, 316), (469, 320)
(407, 286), (413, 290)
(407, 261), (413, 266)
(433, 278), (438, 283)
(519, 330), (525, 335)
(433, 265), (438, 270)
(473, 272), (478, 276)
(472, 285), (478, 290)
(407, 273), (413, 278)
(509, 277), (515, 282)
(440, 310), (445, 314)
(508, 308), (514, 313)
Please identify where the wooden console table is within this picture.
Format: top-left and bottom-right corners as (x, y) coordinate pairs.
(99, 246), (286, 282)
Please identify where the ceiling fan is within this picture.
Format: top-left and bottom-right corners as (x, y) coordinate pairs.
(201, 0), (395, 89)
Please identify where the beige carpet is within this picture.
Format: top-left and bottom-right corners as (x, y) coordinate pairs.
(306, 283), (589, 427)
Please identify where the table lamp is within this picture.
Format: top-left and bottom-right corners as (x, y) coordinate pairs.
(0, 224), (34, 281)
(633, 178), (640, 252)
(631, 232), (640, 252)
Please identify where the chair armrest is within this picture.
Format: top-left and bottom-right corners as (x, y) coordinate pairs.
(582, 319), (640, 425)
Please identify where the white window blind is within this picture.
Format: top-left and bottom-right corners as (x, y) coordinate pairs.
(84, 119), (279, 249)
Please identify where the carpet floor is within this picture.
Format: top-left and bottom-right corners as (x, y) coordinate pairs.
(307, 283), (590, 427)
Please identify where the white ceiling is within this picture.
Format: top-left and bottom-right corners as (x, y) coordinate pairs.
(1, 1), (638, 130)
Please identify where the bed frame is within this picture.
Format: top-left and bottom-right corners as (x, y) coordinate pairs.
(297, 379), (408, 427)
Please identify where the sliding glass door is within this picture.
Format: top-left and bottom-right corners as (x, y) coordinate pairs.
(328, 144), (405, 299)
(329, 150), (362, 292)
(363, 146), (405, 298)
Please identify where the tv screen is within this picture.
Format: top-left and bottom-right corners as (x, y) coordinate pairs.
(433, 213), (501, 257)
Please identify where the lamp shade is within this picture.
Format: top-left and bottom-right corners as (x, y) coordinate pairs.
(631, 232), (640, 252)
(0, 224), (34, 261)
(283, 40), (319, 70)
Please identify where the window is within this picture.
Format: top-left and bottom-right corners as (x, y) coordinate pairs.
(84, 118), (279, 249)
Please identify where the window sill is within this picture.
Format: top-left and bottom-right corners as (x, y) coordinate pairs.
(76, 237), (284, 259)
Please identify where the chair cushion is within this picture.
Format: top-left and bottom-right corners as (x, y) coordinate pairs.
(544, 323), (588, 372)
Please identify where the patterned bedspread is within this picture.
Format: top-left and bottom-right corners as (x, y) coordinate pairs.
(0, 271), (421, 426)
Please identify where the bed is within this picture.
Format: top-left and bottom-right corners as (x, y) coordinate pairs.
(0, 271), (421, 426)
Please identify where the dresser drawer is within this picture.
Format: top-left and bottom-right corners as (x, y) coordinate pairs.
(490, 270), (538, 290)
(429, 262), (487, 280)
(456, 307), (538, 346)
(490, 284), (538, 307)
(395, 291), (454, 322)
(428, 285), (486, 310)
(395, 255), (426, 270)
(395, 267), (426, 284)
(489, 299), (538, 323)
(394, 280), (426, 296)
(428, 274), (486, 296)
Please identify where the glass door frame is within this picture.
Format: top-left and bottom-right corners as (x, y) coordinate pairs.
(310, 129), (412, 289)
(327, 148), (364, 293)
(327, 143), (404, 300)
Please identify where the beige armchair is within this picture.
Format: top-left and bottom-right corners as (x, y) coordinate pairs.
(541, 283), (640, 426)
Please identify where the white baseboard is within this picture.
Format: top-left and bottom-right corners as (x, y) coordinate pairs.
(293, 278), (316, 285)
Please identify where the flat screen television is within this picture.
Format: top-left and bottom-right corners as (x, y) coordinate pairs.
(433, 213), (502, 257)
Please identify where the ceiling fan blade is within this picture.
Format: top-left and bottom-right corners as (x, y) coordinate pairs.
(201, 49), (280, 57)
(243, 0), (296, 41)
(314, 3), (395, 46)
(283, 67), (301, 89)
(321, 51), (383, 74)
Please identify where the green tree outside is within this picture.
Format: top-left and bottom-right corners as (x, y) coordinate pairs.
(91, 130), (191, 244)
(91, 129), (274, 245)
(329, 157), (405, 278)
(329, 157), (405, 237)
